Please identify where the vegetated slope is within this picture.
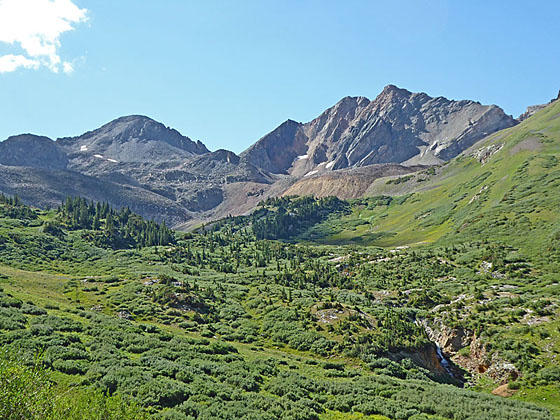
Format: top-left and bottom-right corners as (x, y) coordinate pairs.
(309, 97), (560, 252)
(0, 197), (555, 419)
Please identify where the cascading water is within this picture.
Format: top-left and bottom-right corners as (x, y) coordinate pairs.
(435, 343), (455, 378)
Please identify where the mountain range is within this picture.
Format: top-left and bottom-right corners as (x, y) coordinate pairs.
(0, 84), (540, 227)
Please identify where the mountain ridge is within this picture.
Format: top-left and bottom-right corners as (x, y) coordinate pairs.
(241, 84), (516, 176)
(0, 85), (531, 226)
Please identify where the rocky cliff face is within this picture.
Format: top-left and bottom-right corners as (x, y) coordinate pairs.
(242, 85), (517, 175)
(241, 120), (308, 174)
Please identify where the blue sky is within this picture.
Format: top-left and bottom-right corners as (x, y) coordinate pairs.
(1, 0), (559, 153)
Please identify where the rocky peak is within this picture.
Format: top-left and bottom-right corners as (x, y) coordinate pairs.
(376, 84), (412, 100)
(210, 149), (240, 164)
(243, 85), (517, 174)
(57, 115), (209, 164)
(0, 134), (68, 170)
(518, 104), (548, 122)
(308, 96), (370, 135)
(62, 115), (208, 154)
(240, 119), (307, 174)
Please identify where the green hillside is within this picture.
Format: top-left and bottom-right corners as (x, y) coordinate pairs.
(1, 103), (560, 419)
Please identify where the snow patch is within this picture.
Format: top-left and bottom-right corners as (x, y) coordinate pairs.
(304, 170), (318, 177)
(325, 161), (335, 169)
(296, 154), (308, 160)
(80, 145), (88, 151)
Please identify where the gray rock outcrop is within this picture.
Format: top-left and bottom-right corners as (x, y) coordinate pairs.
(242, 85), (517, 174)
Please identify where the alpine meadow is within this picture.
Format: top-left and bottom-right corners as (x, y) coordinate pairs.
(1, 1), (559, 420)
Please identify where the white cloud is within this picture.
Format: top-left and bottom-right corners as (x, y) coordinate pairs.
(62, 61), (74, 73)
(0, 54), (40, 72)
(0, 0), (87, 73)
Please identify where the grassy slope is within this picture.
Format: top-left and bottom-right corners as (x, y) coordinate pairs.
(310, 99), (560, 254)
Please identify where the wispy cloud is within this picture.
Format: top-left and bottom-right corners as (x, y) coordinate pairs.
(0, 0), (88, 73)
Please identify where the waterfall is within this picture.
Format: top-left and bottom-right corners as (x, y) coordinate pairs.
(435, 344), (455, 377)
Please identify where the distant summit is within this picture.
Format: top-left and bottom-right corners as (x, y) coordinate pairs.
(57, 115), (209, 163)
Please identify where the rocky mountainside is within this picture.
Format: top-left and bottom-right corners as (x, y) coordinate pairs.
(0, 116), (271, 224)
(0, 85), (521, 227)
(0, 164), (191, 224)
(281, 163), (427, 199)
(54, 115), (271, 217)
(0, 134), (68, 170)
(242, 85), (516, 175)
(57, 115), (209, 165)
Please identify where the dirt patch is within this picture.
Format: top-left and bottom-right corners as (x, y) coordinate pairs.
(510, 137), (542, 155)
(328, 254), (350, 263)
(470, 143), (503, 164)
(282, 163), (425, 199)
(492, 383), (517, 397)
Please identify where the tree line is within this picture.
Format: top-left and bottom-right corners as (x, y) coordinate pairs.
(55, 196), (175, 249)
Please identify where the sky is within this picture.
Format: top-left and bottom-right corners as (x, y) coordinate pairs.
(0, 1), (559, 153)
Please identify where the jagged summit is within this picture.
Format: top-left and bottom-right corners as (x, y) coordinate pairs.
(378, 83), (411, 97)
(242, 85), (517, 174)
(240, 119), (307, 174)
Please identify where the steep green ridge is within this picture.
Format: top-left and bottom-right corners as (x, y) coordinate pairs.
(308, 99), (560, 253)
(1, 196), (556, 419)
